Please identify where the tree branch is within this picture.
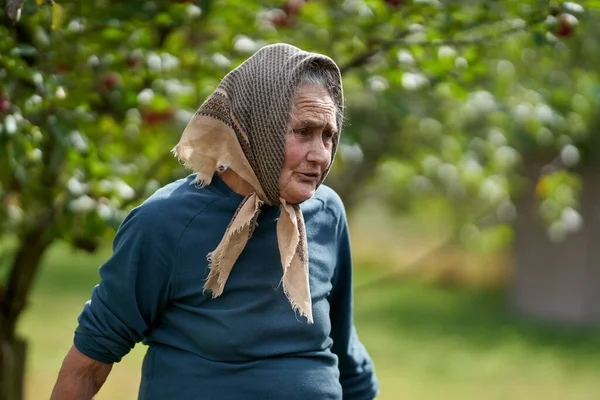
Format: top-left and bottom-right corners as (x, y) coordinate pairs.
(339, 16), (547, 75)
(375, 18), (546, 48)
(339, 28), (410, 75)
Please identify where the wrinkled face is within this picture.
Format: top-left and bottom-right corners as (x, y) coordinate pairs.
(279, 83), (338, 204)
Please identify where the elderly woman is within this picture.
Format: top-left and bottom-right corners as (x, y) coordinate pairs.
(51, 44), (378, 400)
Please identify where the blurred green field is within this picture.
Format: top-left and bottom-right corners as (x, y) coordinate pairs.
(18, 241), (600, 400)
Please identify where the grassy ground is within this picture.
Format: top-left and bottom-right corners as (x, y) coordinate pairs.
(18, 242), (600, 400)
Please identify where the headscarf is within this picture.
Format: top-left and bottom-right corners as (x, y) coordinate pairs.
(172, 43), (344, 323)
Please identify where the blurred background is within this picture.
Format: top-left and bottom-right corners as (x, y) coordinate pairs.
(2, 0), (600, 399)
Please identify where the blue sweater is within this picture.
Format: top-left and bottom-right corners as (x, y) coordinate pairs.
(74, 174), (378, 400)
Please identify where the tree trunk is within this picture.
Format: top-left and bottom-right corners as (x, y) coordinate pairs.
(0, 225), (52, 400)
(0, 334), (26, 400)
(510, 161), (600, 324)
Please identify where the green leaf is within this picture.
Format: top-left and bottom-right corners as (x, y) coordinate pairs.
(101, 28), (125, 42)
(11, 44), (37, 57)
(585, 1), (600, 9)
(155, 12), (172, 26)
(200, 0), (212, 20)
(51, 3), (65, 30)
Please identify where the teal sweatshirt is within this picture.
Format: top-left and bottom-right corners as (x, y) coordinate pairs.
(74, 174), (378, 399)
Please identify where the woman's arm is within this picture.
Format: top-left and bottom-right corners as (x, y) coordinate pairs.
(50, 345), (113, 400)
(52, 204), (175, 398)
(329, 209), (379, 400)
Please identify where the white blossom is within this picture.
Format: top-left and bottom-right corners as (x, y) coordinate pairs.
(561, 207), (583, 233)
(161, 53), (180, 71)
(494, 146), (520, 169)
(212, 53), (231, 68)
(147, 53), (162, 72)
(438, 46), (456, 59)
(397, 50), (415, 65)
(114, 180), (135, 200)
(186, 4), (202, 18)
(87, 55), (100, 68)
(339, 143), (364, 164)
(234, 36), (259, 53)
(70, 131), (88, 152)
(401, 72), (428, 91)
(534, 103), (555, 124)
(560, 144), (580, 167)
(4, 115), (17, 135)
(137, 89), (154, 105)
(56, 86), (66, 99)
(97, 203), (113, 220)
(455, 58), (468, 68)
(70, 195), (96, 213)
(437, 163), (459, 183)
(496, 60), (515, 76)
(368, 76), (388, 92)
(30, 148), (42, 162)
(67, 19), (84, 32)
(468, 90), (496, 113)
(7, 204), (23, 223)
(98, 179), (113, 194)
(480, 177), (505, 202)
(487, 128), (507, 147)
(564, 2), (584, 13)
(67, 177), (88, 196)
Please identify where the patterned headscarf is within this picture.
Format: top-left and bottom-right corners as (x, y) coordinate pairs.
(172, 44), (344, 323)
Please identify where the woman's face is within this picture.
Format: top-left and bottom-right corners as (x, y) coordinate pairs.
(279, 83), (338, 204)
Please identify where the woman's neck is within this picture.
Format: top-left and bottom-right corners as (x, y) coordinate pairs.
(219, 168), (254, 196)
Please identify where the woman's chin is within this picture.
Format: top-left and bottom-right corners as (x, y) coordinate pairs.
(281, 186), (315, 205)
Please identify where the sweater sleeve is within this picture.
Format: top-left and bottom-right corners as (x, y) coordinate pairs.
(74, 205), (174, 364)
(329, 210), (379, 399)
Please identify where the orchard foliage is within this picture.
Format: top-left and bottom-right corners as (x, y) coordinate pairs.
(0, 0), (599, 326)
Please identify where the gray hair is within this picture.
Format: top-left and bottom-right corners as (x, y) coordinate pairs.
(292, 63), (344, 129)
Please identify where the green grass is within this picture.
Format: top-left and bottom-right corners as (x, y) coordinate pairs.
(18, 244), (600, 399)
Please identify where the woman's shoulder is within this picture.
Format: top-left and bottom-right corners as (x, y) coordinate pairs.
(304, 184), (347, 221)
(128, 174), (228, 231)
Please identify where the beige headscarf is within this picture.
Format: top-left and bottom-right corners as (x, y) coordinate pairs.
(172, 44), (344, 323)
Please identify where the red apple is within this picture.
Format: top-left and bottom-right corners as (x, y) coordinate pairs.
(0, 93), (10, 113)
(555, 14), (577, 37)
(269, 11), (291, 28)
(284, 0), (305, 16)
(384, 0), (403, 7)
(102, 72), (122, 91)
(142, 108), (175, 125)
(56, 64), (70, 73)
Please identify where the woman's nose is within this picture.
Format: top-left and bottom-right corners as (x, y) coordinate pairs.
(306, 136), (331, 167)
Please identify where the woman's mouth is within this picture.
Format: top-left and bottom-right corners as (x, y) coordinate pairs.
(297, 172), (320, 181)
